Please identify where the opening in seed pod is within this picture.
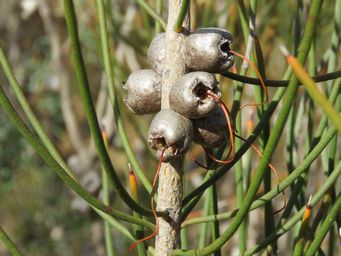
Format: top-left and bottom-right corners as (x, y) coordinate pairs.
(169, 72), (221, 119)
(148, 109), (194, 162)
(182, 28), (235, 72)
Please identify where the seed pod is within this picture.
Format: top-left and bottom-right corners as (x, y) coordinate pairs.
(148, 109), (193, 162)
(147, 33), (166, 75)
(192, 106), (230, 148)
(182, 28), (234, 73)
(169, 72), (221, 119)
(123, 69), (161, 114)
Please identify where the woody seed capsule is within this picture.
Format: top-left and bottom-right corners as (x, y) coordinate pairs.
(193, 106), (231, 148)
(182, 28), (234, 73)
(123, 69), (161, 114)
(148, 109), (193, 162)
(169, 72), (221, 119)
(147, 33), (166, 75)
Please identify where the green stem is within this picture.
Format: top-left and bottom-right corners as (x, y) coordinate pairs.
(94, 208), (136, 241)
(63, 0), (156, 216)
(174, 0), (190, 32)
(249, 0), (275, 252)
(102, 169), (115, 256)
(208, 174), (221, 256)
(136, 0), (166, 31)
(181, 228), (189, 250)
(198, 181), (211, 248)
(0, 227), (23, 256)
(326, 0), (341, 81)
(155, 0), (163, 34)
(306, 192), (341, 255)
(96, 0), (152, 193)
(293, 205), (311, 256)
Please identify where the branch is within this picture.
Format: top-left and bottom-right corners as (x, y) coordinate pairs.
(155, 0), (190, 255)
(220, 70), (341, 87)
(0, 227), (23, 256)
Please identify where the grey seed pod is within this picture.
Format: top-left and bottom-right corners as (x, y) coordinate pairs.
(169, 72), (221, 119)
(192, 106), (230, 148)
(182, 28), (234, 73)
(123, 69), (161, 114)
(147, 33), (166, 75)
(148, 109), (193, 162)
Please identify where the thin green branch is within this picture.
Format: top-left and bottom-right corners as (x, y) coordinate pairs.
(0, 85), (154, 231)
(63, 0), (158, 216)
(174, 0), (190, 32)
(198, 180), (212, 248)
(155, 0), (163, 34)
(94, 208), (136, 241)
(136, 0), (166, 31)
(0, 227), (23, 256)
(208, 173), (221, 256)
(220, 70), (341, 87)
(233, 36), (251, 256)
(293, 198), (312, 256)
(102, 169), (114, 256)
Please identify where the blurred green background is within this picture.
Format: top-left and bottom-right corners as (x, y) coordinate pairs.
(0, 0), (339, 255)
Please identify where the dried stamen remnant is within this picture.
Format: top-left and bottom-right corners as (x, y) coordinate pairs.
(169, 72), (221, 119)
(182, 28), (234, 73)
(123, 69), (161, 114)
(148, 109), (193, 162)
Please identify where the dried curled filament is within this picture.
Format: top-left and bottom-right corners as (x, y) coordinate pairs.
(234, 133), (286, 214)
(128, 147), (167, 252)
(229, 50), (269, 109)
(205, 91), (235, 164)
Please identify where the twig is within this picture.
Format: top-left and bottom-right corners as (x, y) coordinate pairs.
(155, 1), (190, 255)
(0, 227), (23, 256)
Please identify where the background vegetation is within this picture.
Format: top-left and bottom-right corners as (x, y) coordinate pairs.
(0, 0), (340, 255)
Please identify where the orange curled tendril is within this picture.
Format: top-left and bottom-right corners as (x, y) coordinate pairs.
(205, 91), (235, 164)
(233, 133), (287, 214)
(128, 147), (167, 252)
(229, 50), (269, 109)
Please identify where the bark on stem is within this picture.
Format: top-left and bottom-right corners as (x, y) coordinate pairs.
(155, 1), (189, 255)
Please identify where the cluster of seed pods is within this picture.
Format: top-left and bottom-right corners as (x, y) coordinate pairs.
(123, 28), (235, 162)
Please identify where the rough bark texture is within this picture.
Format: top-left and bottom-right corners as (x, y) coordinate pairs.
(155, 0), (190, 255)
